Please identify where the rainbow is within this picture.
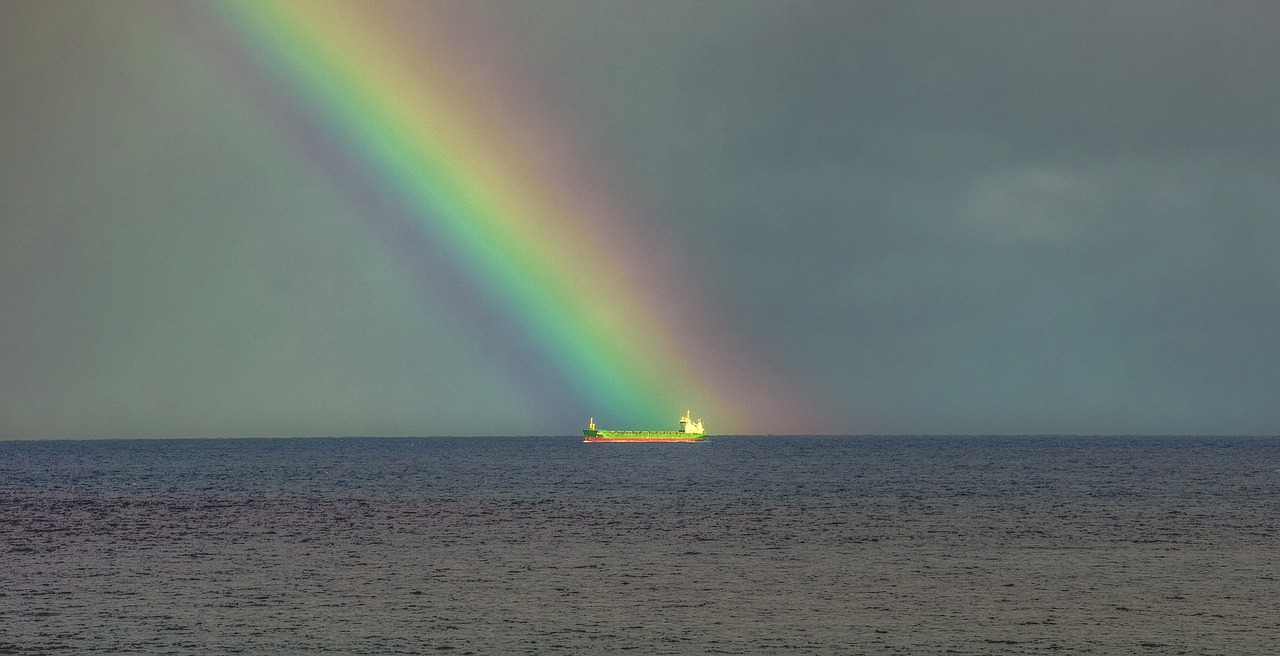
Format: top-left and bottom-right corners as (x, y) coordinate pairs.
(209, 0), (825, 434)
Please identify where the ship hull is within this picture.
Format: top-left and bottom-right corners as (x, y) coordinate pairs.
(583, 429), (707, 443)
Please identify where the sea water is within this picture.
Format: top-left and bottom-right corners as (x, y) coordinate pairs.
(2, 436), (1278, 654)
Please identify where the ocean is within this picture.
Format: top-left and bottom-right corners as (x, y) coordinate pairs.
(2, 435), (1277, 654)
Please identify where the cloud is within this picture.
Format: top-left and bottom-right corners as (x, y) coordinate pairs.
(4, 1), (1279, 436)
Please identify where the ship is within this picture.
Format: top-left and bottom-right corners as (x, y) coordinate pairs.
(582, 410), (708, 443)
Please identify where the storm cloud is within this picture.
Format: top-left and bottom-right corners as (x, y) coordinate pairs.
(494, 0), (1280, 434)
(2, 1), (1278, 437)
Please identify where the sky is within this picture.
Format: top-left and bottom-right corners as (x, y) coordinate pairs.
(2, 0), (1278, 439)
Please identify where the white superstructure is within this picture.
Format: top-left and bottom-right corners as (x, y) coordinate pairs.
(678, 410), (705, 435)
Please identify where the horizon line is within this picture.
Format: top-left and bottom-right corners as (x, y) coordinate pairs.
(3, 433), (1279, 443)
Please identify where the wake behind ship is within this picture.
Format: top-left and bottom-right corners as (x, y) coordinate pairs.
(582, 411), (707, 443)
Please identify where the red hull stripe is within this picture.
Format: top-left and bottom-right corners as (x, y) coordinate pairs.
(583, 437), (705, 443)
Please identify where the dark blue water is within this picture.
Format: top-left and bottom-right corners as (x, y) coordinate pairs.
(3, 436), (1278, 654)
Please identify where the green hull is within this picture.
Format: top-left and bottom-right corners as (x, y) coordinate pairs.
(583, 429), (707, 443)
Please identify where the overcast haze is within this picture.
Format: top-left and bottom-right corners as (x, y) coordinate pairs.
(3, 1), (1279, 438)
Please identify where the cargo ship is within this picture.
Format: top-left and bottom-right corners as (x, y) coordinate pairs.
(582, 410), (707, 443)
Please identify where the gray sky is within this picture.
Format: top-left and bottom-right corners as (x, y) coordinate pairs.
(2, 1), (1278, 437)
(504, 0), (1280, 434)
